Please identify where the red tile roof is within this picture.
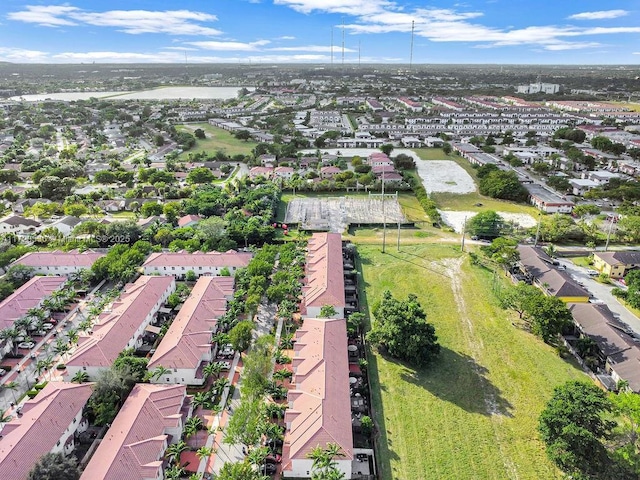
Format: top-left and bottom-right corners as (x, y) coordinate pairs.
(0, 276), (66, 330)
(67, 276), (175, 369)
(282, 318), (353, 471)
(148, 276), (234, 371)
(0, 382), (94, 480)
(303, 233), (345, 308)
(177, 214), (202, 227)
(11, 250), (105, 268)
(142, 251), (253, 269)
(81, 384), (187, 480)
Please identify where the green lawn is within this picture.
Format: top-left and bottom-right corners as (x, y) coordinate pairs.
(431, 192), (540, 215)
(176, 123), (257, 158)
(358, 244), (586, 480)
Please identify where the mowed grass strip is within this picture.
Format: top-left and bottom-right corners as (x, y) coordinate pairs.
(176, 123), (257, 157)
(358, 244), (586, 480)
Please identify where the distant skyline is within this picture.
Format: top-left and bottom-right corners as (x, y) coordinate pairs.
(0, 1), (639, 64)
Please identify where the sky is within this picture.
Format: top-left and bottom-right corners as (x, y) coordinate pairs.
(0, 0), (639, 64)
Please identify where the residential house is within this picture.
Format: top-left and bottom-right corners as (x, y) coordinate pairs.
(282, 318), (353, 479)
(0, 215), (41, 235)
(517, 246), (590, 303)
(148, 276), (234, 385)
(302, 233), (345, 318)
(249, 166), (274, 179)
(0, 383), (94, 480)
(10, 250), (105, 276)
(526, 184), (574, 214)
(569, 179), (599, 196)
(47, 216), (83, 236)
(569, 303), (640, 392)
(80, 384), (190, 480)
(177, 214), (202, 228)
(274, 166), (295, 179)
(142, 251), (252, 279)
(320, 166), (341, 179)
(592, 251), (640, 279)
(65, 276), (175, 380)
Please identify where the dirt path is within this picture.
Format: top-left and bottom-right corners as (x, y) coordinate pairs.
(436, 257), (519, 480)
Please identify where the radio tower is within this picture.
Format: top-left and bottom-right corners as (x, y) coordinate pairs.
(409, 20), (415, 72)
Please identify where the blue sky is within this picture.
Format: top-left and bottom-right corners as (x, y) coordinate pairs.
(0, 1), (639, 64)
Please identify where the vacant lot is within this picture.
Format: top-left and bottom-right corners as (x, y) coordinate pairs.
(439, 211), (538, 233)
(176, 123), (257, 158)
(358, 244), (585, 480)
(415, 160), (476, 194)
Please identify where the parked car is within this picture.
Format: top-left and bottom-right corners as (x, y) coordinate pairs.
(265, 454), (282, 464)
(557, 265), (566, 271)
(42, 323), (54, 330)
(260, 463), (277, 475)
(586, 269), (598, 276)
(218, 361), (232, 371)
(219, 344), (235, 358)
(18, 341), (35, 349)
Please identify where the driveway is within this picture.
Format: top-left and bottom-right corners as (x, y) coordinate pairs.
(558, 258), (640, 335)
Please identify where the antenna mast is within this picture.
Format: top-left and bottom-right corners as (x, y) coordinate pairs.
(342, 19), (345, 68)
(409, 20), (415, 72)
(331, 27), (334, 66)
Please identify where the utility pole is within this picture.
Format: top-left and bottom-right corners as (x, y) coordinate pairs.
(461, 216), (467, 252)
(397, 219), (401, 251)
(533, 213), (542, 247)
(381, 170), (386, 253)
(604, 217), (616, 252)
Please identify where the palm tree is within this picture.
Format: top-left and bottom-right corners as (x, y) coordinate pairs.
(192, 391), (211, 411)
(72, 371), (90, 384)
(0, 328), (20, 356)
(203, 361), (223, 381)
(164, 440), (188, 466)
(247, 445), (269, 468)
(212, 377), (230, 395)
(66, 328), (79, 346)
(0, 409), (13, 423)
(184, 415), (204, 440)
(147, 365), (172, 383)
(53, 338), (71, 360)
(2, 381), (19, 404)
(165, 465), (185, 480)
(307, 443), (345, 480)
(195, 445), (215, 461)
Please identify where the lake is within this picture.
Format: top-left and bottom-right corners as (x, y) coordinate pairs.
(10, 86), (252, 102)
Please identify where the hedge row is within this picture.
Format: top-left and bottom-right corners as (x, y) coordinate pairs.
(403, 173), (442, 224)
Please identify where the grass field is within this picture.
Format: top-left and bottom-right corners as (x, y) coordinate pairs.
(176, 123), (257, 158)
(358, 244), (586, 480)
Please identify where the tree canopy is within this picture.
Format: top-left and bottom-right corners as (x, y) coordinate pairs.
(367, 291), (440, 366)
(28, 453), (81, 480)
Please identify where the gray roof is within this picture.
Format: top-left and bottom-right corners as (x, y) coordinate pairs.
(517, 246), (589, 298)
(595, 251), (640, 266)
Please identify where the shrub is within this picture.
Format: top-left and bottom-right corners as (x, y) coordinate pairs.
(26, 389), (39, 399)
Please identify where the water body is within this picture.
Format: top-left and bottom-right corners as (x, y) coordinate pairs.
(11, 86), (252, 102)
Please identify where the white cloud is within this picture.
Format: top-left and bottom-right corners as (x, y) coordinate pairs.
(0, 47), (50, 61)
(187, 40), (271, 51)
(568, 10), (629, 20)
(7, 5), (79, 27)
(270, 45), (356, 52)
(278, 36), (296, 40)
(273, 0), (394, 15)
(8, 5), (222, 35)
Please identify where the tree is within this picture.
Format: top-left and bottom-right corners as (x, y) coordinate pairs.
(39, 176), (75, 201)
(479, 170), (529, 202)
(380, 144), (394, 156)
(367, 291), (440, 366)
(204, 361), (224, 381)
(307, 443), (346, 480)
(27, 452), (81, 480)
(165, 440), (188, 465)
(524, 295), (572, 343)
(228, 320), (254, 353)
(194, 128), (206, 139)
(71, 371), (90, 384)
(224, 398), (266, 450)
(498, 282), (543, 319)
(148, 365), (172, 382)
(140, 202), (163, 218)
(235, 130), (252, 142)
(319, 304), (337, 318)
(539, 381), (616, 478)
(64, 203), (88, 217)
(467, 211), (505, 239)
(187, 167), (216, 185)
(216, 461), (268, 480)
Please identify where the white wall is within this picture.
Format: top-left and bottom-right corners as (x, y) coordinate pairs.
(288, 459), (352, 479)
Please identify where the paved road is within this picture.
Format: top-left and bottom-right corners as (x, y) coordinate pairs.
(558, 258), (640, 335)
